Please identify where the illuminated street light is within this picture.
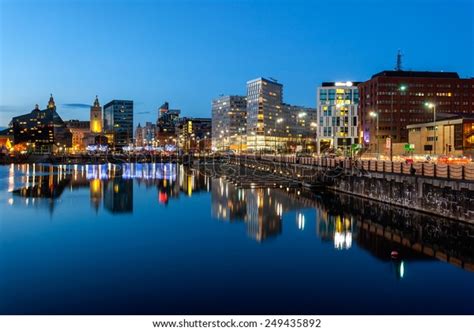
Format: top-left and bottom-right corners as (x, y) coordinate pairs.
(274, 118), (284, 154)
(369, 111), (379, 159)
(389, 84), (408, 161)
(425, 102), (437, 156)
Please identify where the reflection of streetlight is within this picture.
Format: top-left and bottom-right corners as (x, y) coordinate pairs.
(370, 111), (379, 159)
(389, 85), (407, 161)
(425, 102), (437, 156)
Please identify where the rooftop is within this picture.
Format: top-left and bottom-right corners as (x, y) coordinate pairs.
(371, 70), (459, 79)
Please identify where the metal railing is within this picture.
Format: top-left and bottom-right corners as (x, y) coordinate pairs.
(259, 155), (474, 181)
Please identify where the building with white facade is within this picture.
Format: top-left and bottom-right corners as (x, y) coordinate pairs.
(316, 82), (360, 155)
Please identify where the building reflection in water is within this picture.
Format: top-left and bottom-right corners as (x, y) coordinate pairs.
(316, 211), (353, 250)
(8, 163), (211, 214)
(211, 178), (283, 242)
(6, 163), (474, 274)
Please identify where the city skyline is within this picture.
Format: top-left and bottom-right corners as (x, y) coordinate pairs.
(1, 0), (473, 127)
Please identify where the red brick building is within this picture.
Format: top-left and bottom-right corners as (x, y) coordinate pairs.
(358, 71), (474, 153)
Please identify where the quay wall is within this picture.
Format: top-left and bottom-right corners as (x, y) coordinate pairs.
(232, 156), (474, 223)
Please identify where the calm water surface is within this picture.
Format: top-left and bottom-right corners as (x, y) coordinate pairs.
(0, 163), (473, 314)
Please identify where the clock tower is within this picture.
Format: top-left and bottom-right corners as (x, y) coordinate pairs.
(90, 95), (102, 133)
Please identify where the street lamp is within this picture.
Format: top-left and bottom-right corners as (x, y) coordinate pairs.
(425, 102), (437, 156)
(370, 111), (379, 159)
(310, 122), (317, 155)
(274, 118), (284, 154)
(389, 84), (407, 161)
(297, 112), (307, 153)
(238, 127), (245, 154)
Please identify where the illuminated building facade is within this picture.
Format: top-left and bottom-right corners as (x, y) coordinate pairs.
(246, 78), (283, 151)
(316, 82), (360, 154)
(8, 94), (72, 153)
(176, 117), (212, 153)
(65, 120), (90, 151)
(135, 122), (157, 147)
(407, 113), (474, 156)
(103, 100), (134, 149)
(358, 71), (474, 153)
(90, 96), (102, 133)
(211, 95), (247, 152)
(245, 77), (316, 152)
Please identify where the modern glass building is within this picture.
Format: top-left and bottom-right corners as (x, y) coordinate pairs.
(245, 77), (317, 153)
(103, 100), (134, 149)
(211, 95), (247, 152)
(316, 82), (360, 155)
(246, 78), (284, 151)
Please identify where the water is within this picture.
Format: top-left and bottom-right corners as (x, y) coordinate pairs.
(0, 163), (473, 314)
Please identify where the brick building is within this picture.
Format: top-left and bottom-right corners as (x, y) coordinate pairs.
(358, 70), (474, 154)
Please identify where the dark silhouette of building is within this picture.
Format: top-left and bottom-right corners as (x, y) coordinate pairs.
(156, 102), (181, 145)
(176, 117), (212, 152)
(9, 94), (72, 153)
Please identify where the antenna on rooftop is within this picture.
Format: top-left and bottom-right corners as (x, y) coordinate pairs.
(395, 50), (403, 71)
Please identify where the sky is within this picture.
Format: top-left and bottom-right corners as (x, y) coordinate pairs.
(0, 0), (473, 127)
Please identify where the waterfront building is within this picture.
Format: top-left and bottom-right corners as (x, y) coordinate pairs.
(211, 95), (247, 152)
(282, 104), (318, 153)
(358, 70), (474, 154)
(135, 122), (157, 147)
(176, 117), (212, 153)
(103, 100), (134, 149)
(245, 77), (316, 152)
(65, 120), (90, 152)
(8, 94), (72, 153)
(316, 81), (360, 155)
(407, 113), (474, 156)
(156, 102), (181, 146)
(90, 96), (102, 134)
(246, 77), (283, 152)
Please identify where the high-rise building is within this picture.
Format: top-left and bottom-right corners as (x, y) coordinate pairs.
(8, 94), (72, 153)
(316, 82), (360, 154)
(90, 96), (102, 134)
(211, 95), (247, 151)
(103, 100), (134, 149)
(358, 70), (474, 153)
(245, 77), (316, 152)
(246, 78), (283, 151)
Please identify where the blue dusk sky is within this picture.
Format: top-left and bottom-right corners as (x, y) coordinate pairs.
(0, 0), (473, 127)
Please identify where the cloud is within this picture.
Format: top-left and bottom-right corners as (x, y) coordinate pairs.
(62, 103), (91, 109)
(0, 105), (25, 113)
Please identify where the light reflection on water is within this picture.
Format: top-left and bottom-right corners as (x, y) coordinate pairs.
(0, 163), (473, 314)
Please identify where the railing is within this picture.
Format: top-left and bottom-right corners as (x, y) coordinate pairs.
(259, 155), (474, 181)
